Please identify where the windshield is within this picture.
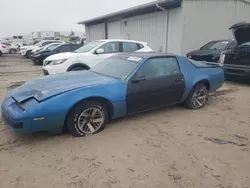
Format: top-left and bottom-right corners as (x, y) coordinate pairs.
(200, 41), (229, 50)
(47, 44), (61, 50)
(240, 42), (250, 46)
(90, 56), (142, 79)
(35, 41), (43, 46)
(75, 41), (104, 53)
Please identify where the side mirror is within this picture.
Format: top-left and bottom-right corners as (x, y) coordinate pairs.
(131, 75), (145, 83)
(96, 48), (104, 54)
(56, 49), (60, 53)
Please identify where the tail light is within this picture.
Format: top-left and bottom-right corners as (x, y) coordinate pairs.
(2, 45), (6, 48)
(219, 53), (225, 65)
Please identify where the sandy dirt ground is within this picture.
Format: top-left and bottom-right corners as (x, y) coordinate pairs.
(0, 55), (249, 188)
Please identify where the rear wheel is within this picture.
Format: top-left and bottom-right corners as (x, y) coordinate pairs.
(0, 51), (2, 56)
(9, 49), (17, 54)
(66, 101), (108, 137)
(184, 84), (208, 109)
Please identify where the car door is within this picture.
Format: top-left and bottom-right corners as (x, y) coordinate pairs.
(126, 57), (185, 114)
(54, 44), (70, 54)
(43, 45), (70, 60)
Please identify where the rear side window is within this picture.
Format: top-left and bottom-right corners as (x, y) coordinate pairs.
(1, 42), (10, 46)
(122, 42), (140, 52)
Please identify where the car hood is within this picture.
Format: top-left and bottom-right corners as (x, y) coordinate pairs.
(45, 52), (78, 61)
(20, 45), (38, 50)
(32, 47), (43, 52)
(229, 22), (250, 45)
(187, 49), (219, 56)
(11, 71), (120, 102)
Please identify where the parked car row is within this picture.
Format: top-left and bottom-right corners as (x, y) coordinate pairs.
(20, 40), (64, 58)
(0, 42), (20, 56)
(30, 43), (82, 65)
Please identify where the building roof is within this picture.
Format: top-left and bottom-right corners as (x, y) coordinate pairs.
(78, 0), (182, 25)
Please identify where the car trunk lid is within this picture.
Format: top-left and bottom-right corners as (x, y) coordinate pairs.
(229, 22), (250, 45)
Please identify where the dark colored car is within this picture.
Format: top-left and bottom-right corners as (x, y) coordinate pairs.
(221, 22), (250, 79)
(31, 43), (82, 65)
(187, 40), (237, 62)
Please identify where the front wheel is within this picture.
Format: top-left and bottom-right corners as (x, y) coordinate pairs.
(26, 51), (32, 58)
(68, 66), (86, 71)
(66, 101), (108, 137)
(184, 84), (208, 109)
(0, 51), (2, 57)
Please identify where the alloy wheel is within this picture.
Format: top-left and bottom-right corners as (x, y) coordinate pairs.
(191, 87), (208, 108)
(77, 107), (104, 134)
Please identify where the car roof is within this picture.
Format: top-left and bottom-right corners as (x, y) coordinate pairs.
(207, 39), (232, 43)
(229, 22), (250, 29)
(114, 52), (176, 58)
(98, 39), (147, 44)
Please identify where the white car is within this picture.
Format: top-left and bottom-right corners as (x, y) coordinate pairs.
(0, 42), (19, 54)
(0, 43), (8, 56)
(42, 39), (153, 75)
(20, 40), (64, 58)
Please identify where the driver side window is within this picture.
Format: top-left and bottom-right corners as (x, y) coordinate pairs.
(136, 57), (180, 79)
(98, 42), (120, 53)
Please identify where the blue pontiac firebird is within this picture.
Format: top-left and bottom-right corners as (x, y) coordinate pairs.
(1, 53), (224, 137)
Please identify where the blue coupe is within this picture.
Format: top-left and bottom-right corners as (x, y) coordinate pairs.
(1, 53), (224, 137)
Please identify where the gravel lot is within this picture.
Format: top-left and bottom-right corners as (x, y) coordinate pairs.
(0, 55), (249, 188)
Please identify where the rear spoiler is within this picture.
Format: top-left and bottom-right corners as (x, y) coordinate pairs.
(203, 62), (250, 71)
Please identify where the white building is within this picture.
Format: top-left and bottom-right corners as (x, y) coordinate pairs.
(78, 0), (250, 55)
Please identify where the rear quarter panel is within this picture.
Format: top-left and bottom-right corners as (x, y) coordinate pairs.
(176, 56), (224, 101)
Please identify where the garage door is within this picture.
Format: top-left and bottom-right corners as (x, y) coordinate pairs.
(88, 23), (105, 41)
(108, 21), (122, 39)
(123, 11), (168, 52)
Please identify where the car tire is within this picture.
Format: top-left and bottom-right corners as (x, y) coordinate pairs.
(9, 49), (17, 54)
(0, 51), (2, 57)
(26, 51), (32, 59)
(68, 66), (86, 71)
(184, 83), (208, 109)
(66, 101), (108, 137)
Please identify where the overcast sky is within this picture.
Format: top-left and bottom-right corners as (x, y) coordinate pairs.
(0, 0), (153, 37)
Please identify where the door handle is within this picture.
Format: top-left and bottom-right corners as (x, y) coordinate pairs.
(175, 79), (184, 83)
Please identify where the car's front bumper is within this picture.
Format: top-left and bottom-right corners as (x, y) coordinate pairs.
(1, 97), (31, 133)
(20, 50), (27, 56)
(31, 55), (43, 65)
(42, 64), (68, 75)
(225, 69), (250, 79)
